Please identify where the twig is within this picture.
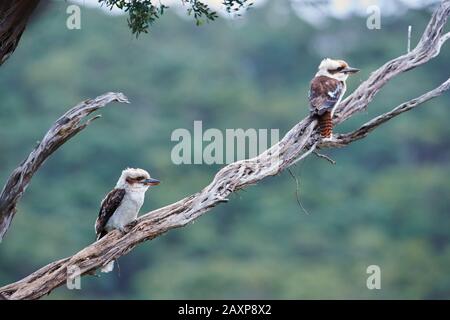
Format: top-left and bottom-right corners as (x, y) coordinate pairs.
(287, 168), (310, 215)
(313, 151), (336, 164)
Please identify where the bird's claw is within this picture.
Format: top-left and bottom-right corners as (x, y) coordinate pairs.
(121, 220), (138, 233)
(321, 134), (334, 142)
(320, 135), (338, 145)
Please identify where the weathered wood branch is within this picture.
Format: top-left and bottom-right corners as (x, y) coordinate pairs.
(334, 0), (450, 123)
(0, 0), (40, 65)
(0, 92), (130, 241)
(1, 0), (449, 301)
(327, 78), (450, 147)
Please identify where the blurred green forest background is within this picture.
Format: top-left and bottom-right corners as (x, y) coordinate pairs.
(1, 0), (449, 299)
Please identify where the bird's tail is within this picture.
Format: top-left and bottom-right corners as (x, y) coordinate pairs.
(318, 111), (333, 138)
(101, 260), (115, 273)
(96, 230), (107, 241)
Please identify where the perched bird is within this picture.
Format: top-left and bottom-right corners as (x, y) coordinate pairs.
(308, 58), (359, 139)
(95, 168), (160, 273)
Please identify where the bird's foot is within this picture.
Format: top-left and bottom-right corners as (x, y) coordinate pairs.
(121, 220), (138, 233)
(117, 226), (127, 233)
(87, 269), (100, 277)
(321, 134), (335, 142)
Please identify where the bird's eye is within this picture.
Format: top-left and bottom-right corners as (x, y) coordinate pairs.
(136, 176), (145, 181)
(328, 66), (345, 74)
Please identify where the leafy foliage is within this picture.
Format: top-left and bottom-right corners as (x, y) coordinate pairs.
(99, 0), (251, 35)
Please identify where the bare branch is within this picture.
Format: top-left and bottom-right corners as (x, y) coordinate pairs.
(328, 78), (450, 147)
(334, 0), (450, 123)
(1, 0), (449, 301)
(313, 151), (336, 165)
(0, 116), (319, 300)
(0, 92), (130, 241)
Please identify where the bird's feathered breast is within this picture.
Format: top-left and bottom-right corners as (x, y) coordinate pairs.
(308, 76), (344, 116)
(95, 188), (126, 240)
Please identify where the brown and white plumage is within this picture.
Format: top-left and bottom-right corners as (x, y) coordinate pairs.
(308, 58), (359, 138)
(95, 168), (160, 272)
(95, 188), (126, 240)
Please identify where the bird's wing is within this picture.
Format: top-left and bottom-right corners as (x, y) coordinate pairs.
(308, 76), (344, 116)
(95, 188), (126, 240)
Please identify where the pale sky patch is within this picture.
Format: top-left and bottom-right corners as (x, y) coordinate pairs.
(66, 0), (440, 25)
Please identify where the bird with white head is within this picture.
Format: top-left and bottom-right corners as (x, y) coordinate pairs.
(309, 58), (359, 139)
(95, 168), (160, 273)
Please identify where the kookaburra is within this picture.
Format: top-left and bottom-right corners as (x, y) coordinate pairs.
(95, 168), (160, 273)
(309, 58), (359, 139)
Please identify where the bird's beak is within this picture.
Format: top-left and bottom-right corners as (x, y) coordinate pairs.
(343, 67), (360, 74)
(143, 178), (160, 186)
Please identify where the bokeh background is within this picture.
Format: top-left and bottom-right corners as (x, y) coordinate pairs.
(1, 0), (449, 299)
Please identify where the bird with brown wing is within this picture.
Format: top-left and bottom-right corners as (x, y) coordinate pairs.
(308, 58), (359, 139)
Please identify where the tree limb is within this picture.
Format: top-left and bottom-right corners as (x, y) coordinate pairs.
(0, 0), (40, 65)
(1, 0), (449, 301)
(334, 0), (450, 123)
(326, 78), (450, 147)
(0, 92), (130, 241)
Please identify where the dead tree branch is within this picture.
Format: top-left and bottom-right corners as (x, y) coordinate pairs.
(334, 0), (450, 123)
(328, 78), (450, 147)
(0, 0), (40, 65)
(0, 92), (130, 241)
(0, 0), (449, 301)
